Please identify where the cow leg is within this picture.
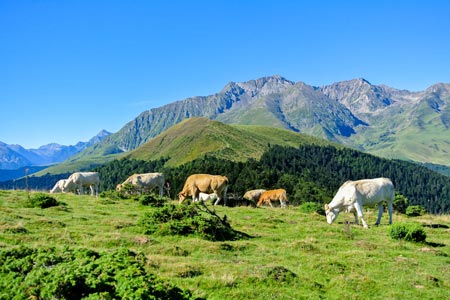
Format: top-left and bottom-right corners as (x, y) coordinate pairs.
(268, 200), (273, 208)
(354, 202), (368, 228)
(352, 209), (358, 225)
(79, 185), (83, 195)
(159, 185), (163, 197)
(375, 203), (384, 225)
(216, 187), (227, 206)
(192, 188), (199, 202)
(387, 201), (393, 224)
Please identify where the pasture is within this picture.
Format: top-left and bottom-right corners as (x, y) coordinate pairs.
(0, 190), (449, 299)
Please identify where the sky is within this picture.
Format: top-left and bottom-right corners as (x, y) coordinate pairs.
(1, 0), (449, 149)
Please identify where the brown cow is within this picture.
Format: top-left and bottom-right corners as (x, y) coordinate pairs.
(178, 174), (229, 206)
(257, 189), (288, 208)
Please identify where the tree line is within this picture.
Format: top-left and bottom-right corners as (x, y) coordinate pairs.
(2, 144), (450, 213)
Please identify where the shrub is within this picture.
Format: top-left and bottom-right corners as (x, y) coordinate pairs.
(406, 205), (426, 217)
(265, 266), (297, 283)
(139, 203), (247, 241)
(99, 190), (127, 200)
(389, 223), (427, 242)
(26, 193), (59, 208)
(393, 193), (409, 214)
(138, 194), (167, 207)
(0, 246), (197, 299)
(299, 202), (325, 215)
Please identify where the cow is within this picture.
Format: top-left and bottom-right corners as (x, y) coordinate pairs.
(196, 192), (218, 202)
(243, 189), (266, 204)
(63, 172), (100, 196)
(324, 177), (394, 228)
(50, 179), (67, 193)
(178, 174), (228, 206)
(257, 189), (288, 208)
(116, 173), (165, 197)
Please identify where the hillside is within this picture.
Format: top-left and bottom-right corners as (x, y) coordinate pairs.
(1, 190), (449, 299)
(37, 117), (338, 175)
(60, 76), (450, 173)
(125, 117), (337, 167)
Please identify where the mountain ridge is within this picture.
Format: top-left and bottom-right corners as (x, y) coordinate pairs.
(37, 75), (450, 174)
(0, 130), (111, 180)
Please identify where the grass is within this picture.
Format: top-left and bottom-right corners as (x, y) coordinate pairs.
(1, 189), (449, 299)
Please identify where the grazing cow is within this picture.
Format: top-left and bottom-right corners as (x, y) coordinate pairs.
(63, 172), (100, 196)
(116, 173), (165, 197)
(257, 189), (288, 208)
(243, 189), (266, 204)
(324, 177), (394, 228)
(50, 179), (67, 193)
(178, 174), (228, 206)
(196, 192), (218, 202)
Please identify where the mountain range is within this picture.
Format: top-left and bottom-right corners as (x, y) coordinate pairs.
(0, 130), (110, 180)
(15, 75), (450, 176)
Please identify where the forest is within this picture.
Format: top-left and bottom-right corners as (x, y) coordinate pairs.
(3, 144), (449, 214)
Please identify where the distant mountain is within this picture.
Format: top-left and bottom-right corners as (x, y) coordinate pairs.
(0, 130), (111, 180)
(41, 75), (450, 175)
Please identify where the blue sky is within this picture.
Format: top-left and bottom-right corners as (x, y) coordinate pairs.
(1, 0), (449, 148)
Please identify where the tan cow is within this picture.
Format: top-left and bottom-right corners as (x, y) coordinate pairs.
(63, 172), (100, 196)
(178, 174), (228, 206)
(257, 189), (288, 208)
(116, 173), (165, 197)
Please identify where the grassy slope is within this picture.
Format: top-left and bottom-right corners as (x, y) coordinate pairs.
(35, 118), (335, 175)
(125, 117), (337, 167)
(1, 190), (449, 299)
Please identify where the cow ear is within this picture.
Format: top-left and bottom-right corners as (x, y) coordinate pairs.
(324, 204), (330, 211)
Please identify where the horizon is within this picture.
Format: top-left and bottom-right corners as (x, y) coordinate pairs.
(2, 0), (450, 148)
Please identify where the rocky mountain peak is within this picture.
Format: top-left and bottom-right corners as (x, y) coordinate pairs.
(426, 83), (450, 95)
(235, 75), (295, 97)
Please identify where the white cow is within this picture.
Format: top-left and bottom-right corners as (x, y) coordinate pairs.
(63, 172), (100, 196)
(243, 189), (266, 203)
(325, 177), (394, 228)
(50, 179), (67, 193)
(196, 192), (218, 202)
(116, 173), (165, 197)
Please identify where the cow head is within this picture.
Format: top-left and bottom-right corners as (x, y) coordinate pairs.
(178, 192), (187, 203)
(324, 204), (340, 224)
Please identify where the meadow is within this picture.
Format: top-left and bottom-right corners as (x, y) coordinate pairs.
(0, 190), (449, 299)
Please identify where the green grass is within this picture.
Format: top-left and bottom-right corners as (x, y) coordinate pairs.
(125, 118), (337, 167)
(1, 189), (449, 299)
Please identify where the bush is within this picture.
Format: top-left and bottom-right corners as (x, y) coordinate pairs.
(0, 246), (197, 300)
(389, 223), (427, 242)
(26, 193), (59, 208)
(138, 194), (167, 207)
(139, 203), (247, 241)
(406, 205), (426, 217)
(99, 190), (127, 200)
(299, 202), (325, 215)
(265, 266), (297, 283)
(393, 194), (409, 214)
